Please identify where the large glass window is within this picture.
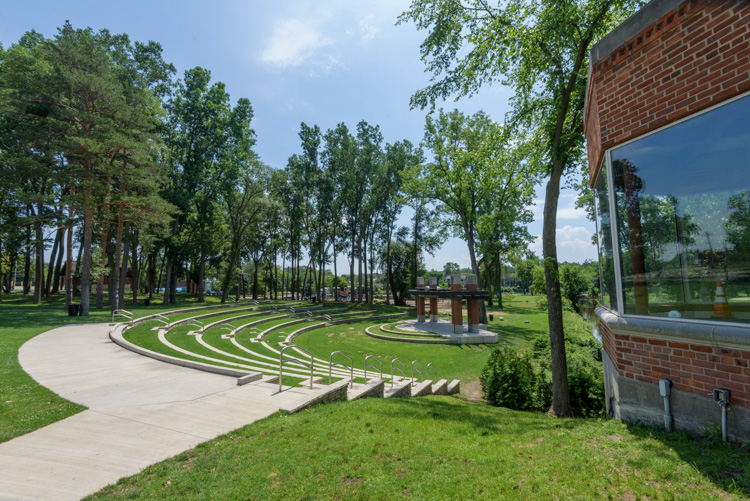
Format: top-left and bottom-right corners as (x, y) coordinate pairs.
(606, 94), (750, 323)
(593, 162), (618, 311)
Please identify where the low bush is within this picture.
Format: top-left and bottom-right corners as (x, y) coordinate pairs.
(535, 294), (575, 313)
(482, 321), (605, 417)
(480, 347), (550, 412)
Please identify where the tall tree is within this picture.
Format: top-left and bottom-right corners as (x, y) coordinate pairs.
(400, 0), (644, 416)
(410, 109), (510, 323)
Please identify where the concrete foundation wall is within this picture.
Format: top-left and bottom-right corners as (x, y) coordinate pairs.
(603, 350), (750, 442)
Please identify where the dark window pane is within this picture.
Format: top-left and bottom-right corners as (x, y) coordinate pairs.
(610, 94), (750, 324)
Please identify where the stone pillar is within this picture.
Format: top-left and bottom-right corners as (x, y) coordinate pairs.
(450, 274), (463, 334)
(465, 274), (480, 333)
(416, 277), (426, 322)
(429, 277), (439, 322)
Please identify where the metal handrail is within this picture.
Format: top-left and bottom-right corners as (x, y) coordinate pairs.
(411, 360), (424, 385)
(252, 300), (259, 305)
(329, 351), (353, 388)
(390, 358), (405, 388)
(364, 355), (382, 382)
(221, 324), (237, 335)
(427, 363), (437, 381)
(186, 319), (204, 334)
(112, 309), (134, 324)
(279, 345), (314, 392)
(150, 313), (169, 328)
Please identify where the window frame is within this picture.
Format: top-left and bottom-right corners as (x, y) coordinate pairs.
(596, 89), (750, 327)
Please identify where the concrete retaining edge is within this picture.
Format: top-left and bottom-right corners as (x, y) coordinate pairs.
(110, 323), (261, 381)
(279, 379), (350, 414)
(364, 325), (456, 344)
(283, 313), (408, 345)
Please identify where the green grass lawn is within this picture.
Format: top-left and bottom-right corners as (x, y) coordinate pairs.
(294, 294), (570, 384)
(85, 396), (750, 500)
(0, 290), (260, 443)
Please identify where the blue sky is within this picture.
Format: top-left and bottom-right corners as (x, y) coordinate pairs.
(1, 0), (598, 270)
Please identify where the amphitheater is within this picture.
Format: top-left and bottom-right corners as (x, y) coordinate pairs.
(112, 299), (463, 404)
(1, 299), (476, 500)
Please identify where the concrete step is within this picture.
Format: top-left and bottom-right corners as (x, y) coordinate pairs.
(446, 379), (460, 395)
(410, 379), (433, 397)
(431, 379), (448, 395)
(384, 379), (411, 398)
(237, 373), (263, 386)
(279, 379), (350, 414)
(347, 379), (385, 401)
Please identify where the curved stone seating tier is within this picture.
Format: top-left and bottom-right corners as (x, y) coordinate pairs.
(113, 303), (460, 398)
(365, 319), (499, 345)
(160, 310), (397, 381)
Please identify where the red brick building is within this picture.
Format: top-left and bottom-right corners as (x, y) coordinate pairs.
(585, 0), (750, 440)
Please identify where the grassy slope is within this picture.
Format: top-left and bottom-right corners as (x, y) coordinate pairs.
(294, 294), (572, 383)
(0, 291), (245, 443)
(86, 396), (750, 500)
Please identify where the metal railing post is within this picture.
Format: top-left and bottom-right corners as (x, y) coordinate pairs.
(364, 355), (382, 382)
(390, 358), (405, 388)
(329, 350), (353, 388)
(279, 345), (315, 392)
(411, 360), (423, 386)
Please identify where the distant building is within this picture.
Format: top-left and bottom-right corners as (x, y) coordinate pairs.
(584, 0), (750, 440)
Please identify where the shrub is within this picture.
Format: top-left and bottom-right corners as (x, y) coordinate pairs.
(480, 347), (546, 412)
(531, 327), (605, 417)
(535, 295), (575, 313)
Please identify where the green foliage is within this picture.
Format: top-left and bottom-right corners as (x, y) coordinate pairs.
(536, 294), (575, 313)
(532, 323), (605, 417)
(482, 307), (605, 418)
(560, 264), (592, 312)
(531, 265), (546, 294)
(480, 347), (546, 412)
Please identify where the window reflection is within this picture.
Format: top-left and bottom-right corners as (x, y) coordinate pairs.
(606, 94), (750, 323)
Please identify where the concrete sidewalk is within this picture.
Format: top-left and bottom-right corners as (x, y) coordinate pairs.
(0, 323), (326, 501)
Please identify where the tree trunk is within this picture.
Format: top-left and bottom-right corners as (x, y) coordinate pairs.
(79, 193), (94, 316)
(543, 162), (572, 417)
(484, 257), (493, 307)
(163, 262), (171, 305)
(118, 230), (129, 309)
(96, 215), (110, 309)
(23, 208), (31, 295)
(31, 203), (44, 304)
(45, 227), (62, 296)
(65, 197), (75, 308)
(495, 254), (504, 310)
(113, 196), (126, 311)
(198, 251), (205, 303)
(465, 230), (487, 324)
(131, 240), (139, 305)
(253, 259), (260, 300)
(52, 227), (65, 295)
(170, 264), (177, 303)
(385, 237), (392, 305)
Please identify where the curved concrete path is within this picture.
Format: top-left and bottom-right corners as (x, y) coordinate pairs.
(0, 323), (328, 501)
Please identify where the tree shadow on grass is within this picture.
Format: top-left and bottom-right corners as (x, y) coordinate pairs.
(373, 395), (585, 437)
(622, 421), (750, 496)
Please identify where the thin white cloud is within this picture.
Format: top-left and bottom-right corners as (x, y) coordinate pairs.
(261, 19), (332, 68)
(358, 14), (379, 42)
(531, 192), (587, 222)
(529, 226), (596, 263)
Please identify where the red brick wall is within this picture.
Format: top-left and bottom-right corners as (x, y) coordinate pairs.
(600, 321), (750, 408)
(585, 0), (750, 183)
